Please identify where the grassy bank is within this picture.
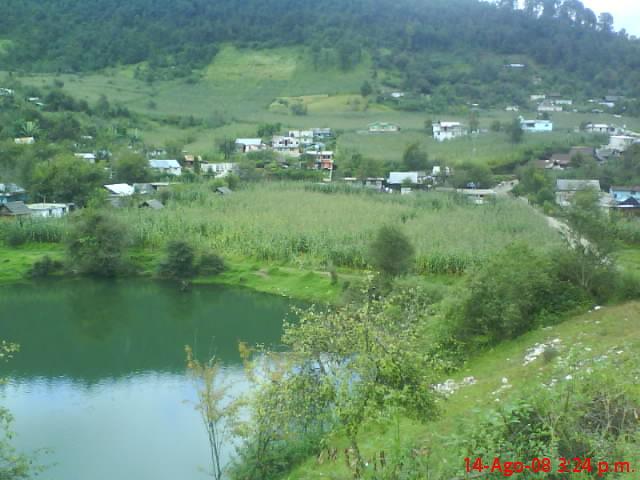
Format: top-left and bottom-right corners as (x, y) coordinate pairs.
(287, 301), (640, 478)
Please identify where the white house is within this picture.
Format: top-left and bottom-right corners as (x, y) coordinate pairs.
(520, 118), (553, 133)
(14, 137), (35, 145)
(235, 138), (264, 153)
(287, 130), (314, 144)
(104, 184), (135, 197)
(537, 100), (562, 113)
(387, 171), (427, 186)
(585, 124), (620, 135)
(368, 122), (399, 133)
(312, 128), (333, 139)
(201, 162), (239, 178)
(607, 135), (637, 154)
(554, 99), (573, 106)
(272, 136), (300, 156)
(74, 153), (96, 163)
(505, 106), (519, 112)
(0, 88), (14, 97)
(432, 121), (466, 141)
(27, 203), (72, 218)
(149, 159), (182, 176)
(530, 94), (546, 101)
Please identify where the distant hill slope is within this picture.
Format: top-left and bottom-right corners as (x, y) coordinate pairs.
(1, 0), (639, 101)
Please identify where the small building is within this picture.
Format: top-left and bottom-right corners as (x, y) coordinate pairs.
(74, 153), (96, 163)
(0, 88), (14, 97)
(585, 124), (621, 135)
(149, 159), (182, 176)
(390, 92), (405, 99)
(554, 99), (573, 106)
(104, 183), (135, 197)
(537, 100), (562, 113)
(306, 151), (334, 170)
(610, 186), (640, 203)
(287, 130), (314, 145)
(201, 162), (239, 178)
(607, 135), (637, 154)
(505, 106), (519, 112)
(555, 179), (601, 207)
(272, 136), (300, 156)
(0, 201), (32, 217)
(386, 172), (427, 191)
(139, 199), (164, 210)
(27, 203), (73, 218)
(235, 138), (264, 153)
(432, 121), (466, 142)
(14, 137), (35, 145)
(530, 94), (546, 101)
(133, 183), (155, 195)
(505, 63), (526, 68)
(520, 118), (553, 133)
(0, 183), (26, 205)
(312, 128), (333, 140)
(547, 146), (595, 169)
(364, 177), (385, 191)
(368, 122), (400, 133)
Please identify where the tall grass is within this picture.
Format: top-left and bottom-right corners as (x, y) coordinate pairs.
(114, 182), (560, 272)
(0, 217), (69, 246)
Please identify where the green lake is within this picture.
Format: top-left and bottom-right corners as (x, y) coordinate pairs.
(0, 279), (295, 479)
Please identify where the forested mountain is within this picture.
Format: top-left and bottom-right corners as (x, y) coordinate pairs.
(1, 0), (639, 97)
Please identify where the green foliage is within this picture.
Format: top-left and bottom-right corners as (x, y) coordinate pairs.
(28, 255), (63, 278)
(507, 117), (524, 144)
(401, 143), (430, 171)
(30, 156), (107, 206)
(368, 225), (415, 277)
(450, 162), (493, 188)
(158, 240), (198, 280)
(66, 209), (130, 277)
(114, 152), (150, 184)
(199, 252), (226, 276)
(454, 243), (585, 345)
(360, 80), (373, 97)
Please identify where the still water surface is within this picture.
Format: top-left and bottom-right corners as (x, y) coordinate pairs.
(0, 279), (294, 479)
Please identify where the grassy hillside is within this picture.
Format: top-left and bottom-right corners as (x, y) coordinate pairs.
(287, 301), (640, 478)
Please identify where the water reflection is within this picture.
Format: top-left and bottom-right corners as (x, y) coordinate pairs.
(0, 280), (293, 480)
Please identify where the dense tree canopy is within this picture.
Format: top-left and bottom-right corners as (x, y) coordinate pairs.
(0, 0), (638, 96)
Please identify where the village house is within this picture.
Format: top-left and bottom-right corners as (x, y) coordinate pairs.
(200, 162), (239, 178)
(505, 106), (519, 112)
(149, 159), (182, 176)
(133, 183), (156, 195)
(610, 186), (640, 203)
(368, 122), (399, 133)
(0, 88), (14, 96)
(387, 171), (428, 194)
(287, 130), (314, 145)
(537, 100), (562, 113)
(554, 99), (573, 106)
(27, 203), (73, 218)
(0, 183), (26, 205)
(520, 118), (553, 133)
(555, 179), (601, 207)
(0, 201), (32, 217)
(530, 94), (546, 101)
(272, 136), (301, 156)
(74, 153), (96, 163)
(432, 121), (466, 142)
(104, 184), (135, 197)
(14, 137), (35, 145)
(607, 135), (637, 154)
(235, 138), (264, 153)
(306, 151), (334, 171)
(182, 154), (203, 169)
(542, 146), (595, 170)
(312, 128), (333, 140)
(585, 123), (622, 135)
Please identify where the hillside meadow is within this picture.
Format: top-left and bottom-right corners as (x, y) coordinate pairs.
(9, 44), (640, 167)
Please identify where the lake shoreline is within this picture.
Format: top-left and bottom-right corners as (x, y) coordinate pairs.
(0, 243), (347, 303)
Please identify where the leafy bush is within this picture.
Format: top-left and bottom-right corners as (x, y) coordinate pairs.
(158, 240), (197, 280)
(199, 252), (226, 275)
(66, 210), (130, 277)
(368, 225), (415, 277)
(28, 255), (64, 278)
